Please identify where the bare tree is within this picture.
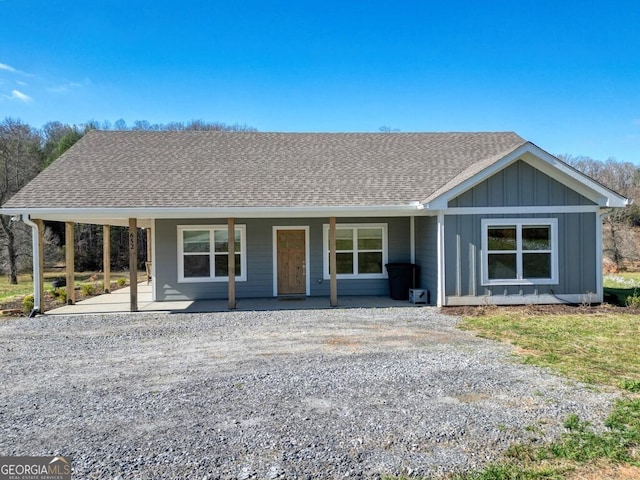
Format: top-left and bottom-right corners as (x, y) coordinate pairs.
(0, 118), (44, 283)
(560, 154), (640, 270)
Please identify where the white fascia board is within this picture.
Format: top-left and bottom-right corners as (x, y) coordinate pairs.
(421, 143), (629, 210)
(441, 205), (599, 215)
(0, 204), (423, 223)
(519, 149), (628, 207)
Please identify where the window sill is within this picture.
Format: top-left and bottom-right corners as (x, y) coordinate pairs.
(481, 278), (558, 286)
(178, 277), (247, 283)
(323, 274), (388, 280)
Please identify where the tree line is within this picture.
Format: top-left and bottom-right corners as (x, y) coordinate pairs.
(558, 154), (640, 271)
(0, 118), (638, 284)
(0, 117), (256, 284)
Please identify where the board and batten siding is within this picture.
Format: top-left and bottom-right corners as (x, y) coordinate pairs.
(154, 217), (411, 301)
(441, 159), (601, 305)
(443, 212), (598, 302)
(448, 160), (597, 208)
(414, 216), (438, 304)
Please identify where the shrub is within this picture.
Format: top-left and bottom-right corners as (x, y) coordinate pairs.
(116, 277), (127, 288)
(22, 295), (34, 314)
(57, 288), (67, 304)
(625, 289), (640, 308)
(80, 283), (96, 296)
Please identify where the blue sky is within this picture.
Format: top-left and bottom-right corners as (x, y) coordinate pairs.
(1, 0), (639, 163)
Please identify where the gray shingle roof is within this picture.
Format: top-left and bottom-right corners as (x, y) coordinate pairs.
(3, 131), (527, 209)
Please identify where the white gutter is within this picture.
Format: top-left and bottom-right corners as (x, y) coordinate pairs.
(0, 204), (425, 222)
(21, 215), (41, 316)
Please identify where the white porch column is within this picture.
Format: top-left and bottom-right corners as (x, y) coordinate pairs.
(436, 212), (445, 307)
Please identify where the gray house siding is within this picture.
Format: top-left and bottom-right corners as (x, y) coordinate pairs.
(154, 217), (410, 301)
(414, 216), (438, 305)
(443, 212), (598, 300)
(440, 159), (601, 305)
(448, 160), (597, 207)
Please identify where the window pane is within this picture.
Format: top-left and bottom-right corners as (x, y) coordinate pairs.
(487, 253), (517, 279)
(358, 228), (383, 250)
(214, 230), (228, 253)
(183, 230), (210, 253)
(184, 255), (210, 277)
(335, 229), (353, 250)
(523, 226), (550, 251)
(358, 252), (382, 274)
(213, 229), (241, 253)
(488, 227), (516, 251)
(214, 254), (242, 277)
(234, 230), (241, 253)
(335, 252), (353, 274)
(523, 253), (551, 278)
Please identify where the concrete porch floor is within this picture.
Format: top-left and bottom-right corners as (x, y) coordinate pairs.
(45, 283), (427, 315)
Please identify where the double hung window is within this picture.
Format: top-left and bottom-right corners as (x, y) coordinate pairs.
(178, 225), (246, 282)
(323, 224), (388, 279)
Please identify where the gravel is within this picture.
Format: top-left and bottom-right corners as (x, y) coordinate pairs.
(0, 307), (618, 479)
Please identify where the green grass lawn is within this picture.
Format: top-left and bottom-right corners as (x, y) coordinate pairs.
(445, 310), (640, 480)
(459, 311), (640, 388)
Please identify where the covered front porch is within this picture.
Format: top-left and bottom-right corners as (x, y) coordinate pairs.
(23, 211), (425, 315)
(45, 283), (421, 315)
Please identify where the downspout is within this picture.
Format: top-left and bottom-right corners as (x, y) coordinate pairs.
(21, 214), (41, 317)
(597, 207), (617, 304)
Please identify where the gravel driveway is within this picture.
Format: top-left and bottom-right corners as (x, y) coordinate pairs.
(0, 308), (617, 479)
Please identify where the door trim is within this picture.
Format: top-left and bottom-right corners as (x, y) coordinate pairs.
(272, 226), (310, 297)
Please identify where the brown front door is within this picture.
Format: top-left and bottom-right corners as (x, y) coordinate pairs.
(277, 229), (306, 295)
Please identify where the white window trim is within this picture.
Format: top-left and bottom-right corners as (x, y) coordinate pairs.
(481, 218), (558, 286)
(177, 224), (247, 283)
(322, 223), (388, 280)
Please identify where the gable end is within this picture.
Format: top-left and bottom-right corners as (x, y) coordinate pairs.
(448, 160), (597, 208)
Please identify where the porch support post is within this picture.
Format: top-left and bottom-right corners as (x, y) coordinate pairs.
(329, 216), (338, 307)
(65, 221), (75, 305)
(103, 224), (111, 293)
(128, 218), (138, 312)
(227, 218), (236, 309)
(33, 219), (45, 313)
(146, 227), (152, 283)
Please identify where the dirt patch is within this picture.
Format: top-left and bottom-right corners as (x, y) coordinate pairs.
(443, 303), (640, 317)
(566, 464), (640, 480)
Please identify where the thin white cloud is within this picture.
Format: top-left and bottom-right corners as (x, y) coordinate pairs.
(7, 89), (33, 103)
(0, 62), (17, 73)
(47, 82), (82, 93)
(0, 62), (31, 76)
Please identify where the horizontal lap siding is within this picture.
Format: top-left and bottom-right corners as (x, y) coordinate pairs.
(313, 217), (410, 297)
(155, 217), (410, 301)
(444, 213), (598, 299)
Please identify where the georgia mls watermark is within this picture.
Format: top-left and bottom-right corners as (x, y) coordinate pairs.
(0, 456), (71, 480)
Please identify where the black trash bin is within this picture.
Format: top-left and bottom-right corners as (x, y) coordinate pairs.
(385, 263), (417, 300)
